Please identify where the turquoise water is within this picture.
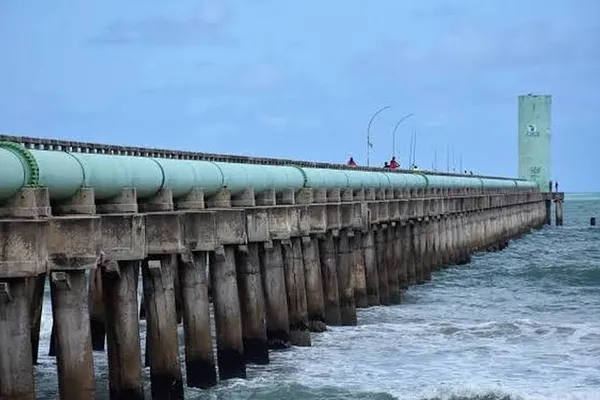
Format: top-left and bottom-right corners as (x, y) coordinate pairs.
(35, 194), (600, 399)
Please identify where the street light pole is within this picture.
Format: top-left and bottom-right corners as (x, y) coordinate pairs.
(391, 113), (414, 159)
(366, 105), (391, 166)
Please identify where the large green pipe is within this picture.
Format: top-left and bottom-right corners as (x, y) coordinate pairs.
(0, 144), (536, 202)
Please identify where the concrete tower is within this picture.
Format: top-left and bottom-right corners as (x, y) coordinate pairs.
(518, 94), (552, 190)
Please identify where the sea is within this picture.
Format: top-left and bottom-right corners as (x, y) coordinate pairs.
(34, 193), (600, 399)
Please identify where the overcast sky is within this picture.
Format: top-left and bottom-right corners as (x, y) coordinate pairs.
(1, 0), (598, 191)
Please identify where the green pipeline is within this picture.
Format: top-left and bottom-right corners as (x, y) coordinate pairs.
(0, 144), (538, 202)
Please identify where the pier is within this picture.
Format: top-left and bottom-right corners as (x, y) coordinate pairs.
(0, 135), (562, 399)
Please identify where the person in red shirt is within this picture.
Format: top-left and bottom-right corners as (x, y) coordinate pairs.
(347, 157), (357, 167)
(389, 156), (399, 169)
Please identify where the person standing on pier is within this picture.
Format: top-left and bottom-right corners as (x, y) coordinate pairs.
(548, 180), (553, 192)
(389, 156), (399, 169)
(555, 181), (559, 192)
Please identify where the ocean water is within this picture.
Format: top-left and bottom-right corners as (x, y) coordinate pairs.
(34, 194), (600, 399)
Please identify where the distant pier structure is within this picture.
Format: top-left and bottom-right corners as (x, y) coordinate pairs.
(518, 93), (563, 225)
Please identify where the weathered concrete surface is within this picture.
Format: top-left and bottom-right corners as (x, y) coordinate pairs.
(210, 245), (247, 380)
(374, 227), (390, 305)
(142, 255), (184, 399)
(178, 251), (217, 388)
(0, 278), (35, 400)
(385, 226), (401, 304)
(362, 229), (380, 306)
(50, 270), (96, 400)
(235, 243), (269, 364)
(28, 273), (45, 365)
(102, 260), (145, 400)
(318, 232), (342, 325)
(89, 268), (106, 352)
(301, 236), (327, 332)
(259, 240), (291, 349)
(337, 230), (357, 325)
(351, 231), (368, 308)
(281, 238), (311, 346)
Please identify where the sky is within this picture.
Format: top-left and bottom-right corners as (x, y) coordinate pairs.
(1, 1), (599, 192)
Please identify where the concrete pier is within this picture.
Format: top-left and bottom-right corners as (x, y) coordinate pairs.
(102, 260), (145, 400)
(318, 231), (342, 325)
(235, 243), (269, 364)
(0, 278), (35, 400)
(0, 134), (561, 398)
(259, 240), (291, 349)
(142, 256), (184, 399)
(337, 230), (357, 325)
(301, 236), (327, 332)
(210, 245), (247, 380)
(178, 251), (217, 388)
(281, 238), (311, 346)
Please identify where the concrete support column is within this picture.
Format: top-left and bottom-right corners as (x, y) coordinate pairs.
(362, 229), (380, 306)
(555, 200), (563, 226)
(421, 221), (432, 281)
(337, 230), (357, 325)
(301, 236), (327, 332)
(50, 270), (96, 400)
(178, 251), (217, 388)
(405, 224), (417, 285)
(259, 240), (291, 349)
(440, 218), (450, 266)
(394, 225), (408, 291)
(448, 217), (457, 263)
(386, 226), (401, 304)
(0, 278), (35, 400)
(89, 268), (106, 351)
(350, 232), (368, 308)
(142, 255), (184, 398)
(430, 219), (442, 271)
(318, 232), (342, 325)
(235, 243), (269, 364)
(281, 238), (311, 346)
(412, 223), (425, 284)
(209, 246), (247, 379)
(374, 227), (390, 305)
(102, 260), (145, 399)
(28, 273), (46, 365)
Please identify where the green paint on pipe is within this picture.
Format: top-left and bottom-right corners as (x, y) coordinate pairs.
(214, 162), (306, 195)
(302, 167), (349, 189)
(0, 148), (27, 199)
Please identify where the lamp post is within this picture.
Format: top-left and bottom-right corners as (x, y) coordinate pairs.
(391, 113), (414, 159)
(366, 105), (391, 166)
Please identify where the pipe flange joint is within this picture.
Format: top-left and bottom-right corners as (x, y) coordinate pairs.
(0, 141), (40, 186)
